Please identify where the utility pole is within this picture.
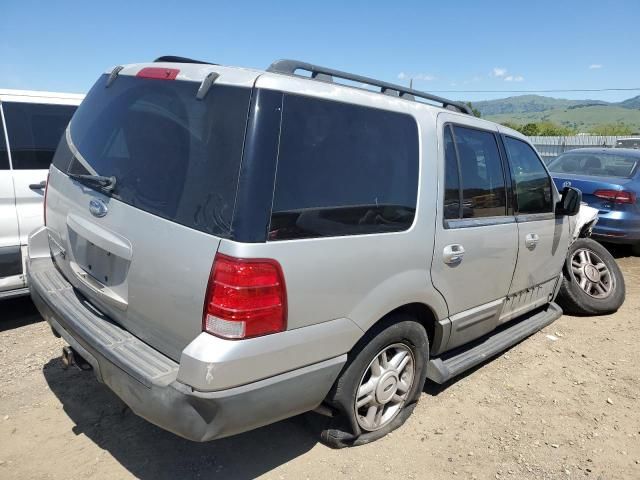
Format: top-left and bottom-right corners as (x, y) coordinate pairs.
(409, 78), (413, 89)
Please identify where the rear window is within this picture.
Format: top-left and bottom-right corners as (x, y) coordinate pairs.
(3, 102), (76, 169)
(58, 74), (251, 237)
(548, 151), (638, 178)
(268, 94), (419, 240)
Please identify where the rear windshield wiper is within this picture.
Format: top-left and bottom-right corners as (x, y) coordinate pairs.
(68, 173), (117, 192)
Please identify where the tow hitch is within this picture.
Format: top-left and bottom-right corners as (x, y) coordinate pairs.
(61, 346), (92, 371)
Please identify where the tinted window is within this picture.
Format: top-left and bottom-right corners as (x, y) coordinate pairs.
(453, 126), (506, 218)
(504, 137), (553, 214)
(61, 74), (251, 238)
(0, 107), (9, 170)
(548, 151), (638, 178)
(269, 95), (419, 240)
(443, 126), (460, 219)
(3, 102), (76, 170)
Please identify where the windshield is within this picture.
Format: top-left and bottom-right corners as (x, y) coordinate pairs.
(548, 151), (638, 178)
(52, 73), (251, 237)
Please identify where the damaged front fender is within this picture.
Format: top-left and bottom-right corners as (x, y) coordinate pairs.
(569, 203), (599, 244)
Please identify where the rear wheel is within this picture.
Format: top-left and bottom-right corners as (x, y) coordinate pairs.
(320, 315), (428, 448)
(557, 238), (625, 315)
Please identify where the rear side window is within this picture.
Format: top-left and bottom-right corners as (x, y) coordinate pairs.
(443, 126), (460, 219)
(445, 125), (507, 219)
(0, 107), (9, 169)
(504, 136), (553, 214)
(62, 74), (251, 238)
(3, 102), (76, 170)
(269, 95), (419, 240)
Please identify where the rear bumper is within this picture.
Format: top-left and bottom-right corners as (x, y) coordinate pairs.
(27, 244), (346, 441)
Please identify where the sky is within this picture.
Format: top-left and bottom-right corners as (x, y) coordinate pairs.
(2, 0), (640, 103)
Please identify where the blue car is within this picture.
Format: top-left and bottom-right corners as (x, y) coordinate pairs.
(548, 148), (640, 253)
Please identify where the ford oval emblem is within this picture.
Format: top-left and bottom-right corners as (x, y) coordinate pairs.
(89, 198), (108, 218)
(563, 181), (572, 188)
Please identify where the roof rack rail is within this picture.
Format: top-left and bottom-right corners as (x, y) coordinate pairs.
(267, 59), (472, 115)
(153, 55), (217, 65)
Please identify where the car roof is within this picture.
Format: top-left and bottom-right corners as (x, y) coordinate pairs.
(560, 147), (640, 158)
(112, 60), (522, 136)
(0, 88), (84, 106)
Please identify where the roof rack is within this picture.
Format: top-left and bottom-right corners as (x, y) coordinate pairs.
(154, 55), (217, 65)
(267, 59), (472, 115)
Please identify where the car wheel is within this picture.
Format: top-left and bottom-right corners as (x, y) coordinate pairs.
(320, 315), (428, 448)
(631, 243), (640, 257)
(557, 238), (625, 315)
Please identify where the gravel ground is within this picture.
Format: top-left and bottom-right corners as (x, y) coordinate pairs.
(0, 248), (639, 480)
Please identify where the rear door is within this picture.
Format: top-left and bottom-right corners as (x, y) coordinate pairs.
(432, 114), (518, 349)
(45, 69), (255, 360)
(0, 102), (22, 291)
(501, 133), (570, 322)
(2, 101), (77, 245)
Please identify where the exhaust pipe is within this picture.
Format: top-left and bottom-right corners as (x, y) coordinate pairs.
(61, 346), (92, 371)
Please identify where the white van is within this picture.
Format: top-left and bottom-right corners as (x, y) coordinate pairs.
(1, 89), (82, 298)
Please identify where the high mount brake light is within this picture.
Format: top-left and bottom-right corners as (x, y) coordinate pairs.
(136, 67), (180, 80)
(202, 254), (287, 339)
(594, 189), (636, 204)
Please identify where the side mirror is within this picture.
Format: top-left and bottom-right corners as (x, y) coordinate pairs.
(556, 187), (582, 216)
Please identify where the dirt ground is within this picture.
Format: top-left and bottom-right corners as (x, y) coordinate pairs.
(1, 248), (639, 480)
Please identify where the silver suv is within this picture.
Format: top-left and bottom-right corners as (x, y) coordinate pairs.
(27, 57), (623, 447)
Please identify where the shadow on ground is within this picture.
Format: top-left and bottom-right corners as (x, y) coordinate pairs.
(43, 358), (328, 479)
(601, 242), (635, 259)
(1, 296), (42, 332)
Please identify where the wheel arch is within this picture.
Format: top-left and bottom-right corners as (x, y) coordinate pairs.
(360, 302), (448, 356)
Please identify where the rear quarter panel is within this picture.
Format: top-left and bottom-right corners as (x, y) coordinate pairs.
(220, 75), (447, 335)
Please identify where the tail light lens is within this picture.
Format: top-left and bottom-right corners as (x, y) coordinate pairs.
(203, 254), (287, 339)
(43, 172), (50, 225)
(594, 189), (636, 204)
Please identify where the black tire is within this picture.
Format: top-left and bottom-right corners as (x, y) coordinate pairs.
(557, 238), (625, 315)
(320, 314), (428, 448)
(631, 243), (640, 257)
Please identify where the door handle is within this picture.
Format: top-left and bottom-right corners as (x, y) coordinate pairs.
(443, 244), (465, 264)
(29, 180), (47, 190)
(525, 233), (540, 249)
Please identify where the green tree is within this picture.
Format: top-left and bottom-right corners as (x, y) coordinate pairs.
(466, 102), (481, 118)
(521, 123), (540, 136)
(536, 121), (575, 136)
(591, 123), (634, 135)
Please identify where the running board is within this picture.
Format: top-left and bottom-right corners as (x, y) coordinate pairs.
(0, 287), (30, 300)
(427, 302), (562, 384)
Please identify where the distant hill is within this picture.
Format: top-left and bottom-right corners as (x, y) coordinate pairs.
(472, 94), (640, 132)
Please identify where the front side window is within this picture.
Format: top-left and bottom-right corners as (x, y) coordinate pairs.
(3, 102), (76, 170)
(269, 95), (419, 240)
(446, 125), (507, 219)
(504, 136), (553, 214)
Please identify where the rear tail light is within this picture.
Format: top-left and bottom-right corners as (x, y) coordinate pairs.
(136, 67), (180, 80)
(594, 189), (636, 204)
(203, 254), (287, 339)
(43, 172), (50, 225)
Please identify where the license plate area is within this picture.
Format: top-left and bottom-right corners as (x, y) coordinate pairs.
(67, 228), (130, 288)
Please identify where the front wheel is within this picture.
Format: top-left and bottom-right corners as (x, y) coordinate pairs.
(557, 238), (625, 315)
(320, 315), (429, 448)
